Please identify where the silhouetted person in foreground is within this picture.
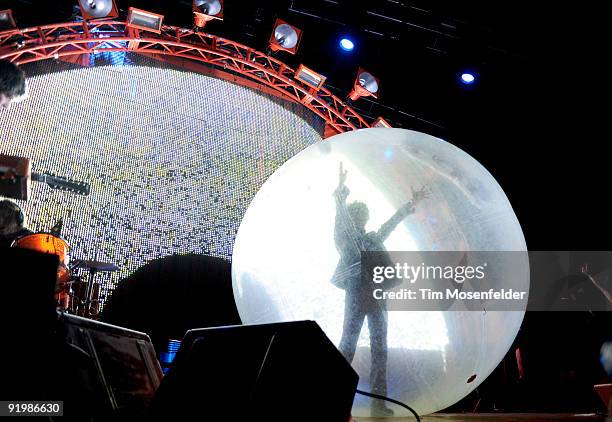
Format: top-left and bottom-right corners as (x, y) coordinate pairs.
(0, 199), (33, 249)
(0, 59), (28, 109)
(331, 162), (428, 416)
(101, 254), (241, 353)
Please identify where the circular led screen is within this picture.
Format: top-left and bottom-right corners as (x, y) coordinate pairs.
(0, 53), (324, 306)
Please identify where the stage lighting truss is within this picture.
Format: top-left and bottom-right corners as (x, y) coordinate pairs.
(127, 8), (164, 34)
(0, 20), (379, 134)
(78, 0), (119, 21)
(269, 19), (302, 55)
(193, 0), (223, 28)
(349, 67), (379, 101)
(0, 9), (17, 31)
(372, 117), (392, 128)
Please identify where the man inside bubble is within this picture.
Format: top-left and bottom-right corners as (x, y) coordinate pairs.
(331, 161), (428, 416)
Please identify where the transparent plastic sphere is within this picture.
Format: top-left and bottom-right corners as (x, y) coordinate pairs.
(231, 128), (528, 417)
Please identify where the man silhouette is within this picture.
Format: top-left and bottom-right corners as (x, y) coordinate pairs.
(0, 200), (32, 249)
(331, 162), (428, 416)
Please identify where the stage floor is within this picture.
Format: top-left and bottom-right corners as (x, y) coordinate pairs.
(355, 414), (607, 421)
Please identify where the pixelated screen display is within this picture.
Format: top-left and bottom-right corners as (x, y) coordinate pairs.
(0, 53), (324, 308)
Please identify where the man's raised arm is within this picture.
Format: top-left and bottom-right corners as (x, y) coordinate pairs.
(377, 185), (429, 242)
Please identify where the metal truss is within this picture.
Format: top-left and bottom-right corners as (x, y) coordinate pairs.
(0, 20), (372, 133)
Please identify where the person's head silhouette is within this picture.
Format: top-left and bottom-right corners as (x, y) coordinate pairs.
(347, 201), (369, 230)
(0, 59), (28, 109)
(0, 199), (25, 236)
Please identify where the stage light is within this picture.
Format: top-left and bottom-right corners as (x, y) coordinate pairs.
(160, 339), (182, 374)
(193, 0), (223, 28)
(372, 117), (392, 128)
(78, 0), (118, 20)
(0, 9), (17, 31)
(127, 8), (164, 34)
(295, 64), (327, 90)
(339, 38), (354, 51)
(348, 68), (379, 101)
(461, 72), (475, 84)
(269, 19), (302, 55)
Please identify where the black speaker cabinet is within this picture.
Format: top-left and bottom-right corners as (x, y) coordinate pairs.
(53, 313), (163, 420)
(1, 312), (162, 421)
(150, 320), (358, 422)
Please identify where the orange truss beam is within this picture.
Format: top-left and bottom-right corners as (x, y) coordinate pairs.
(0, 21), (371, 133)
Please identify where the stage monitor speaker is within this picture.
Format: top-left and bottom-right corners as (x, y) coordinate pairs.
(1, 308), (162, 420)
(149, 321), (358, 422)
(54, 312), (163, 420)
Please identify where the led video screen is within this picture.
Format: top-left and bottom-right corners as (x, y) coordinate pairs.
(0, 53), (324, 308)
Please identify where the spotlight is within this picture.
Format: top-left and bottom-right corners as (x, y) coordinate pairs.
(77, 0), (118, 20)
(193, 0), (223, 28)
(348, 68), (379, 101)
(460, 72), (476, 84)
(0, 9), (17, 31)
(127, 7), (164, 34)
(372, 117), (392, 128)
(269, 19), (302, 55)
(339, 37), (354, 52)
(294, 64), (327, 90)
(160, 339), (182, 374)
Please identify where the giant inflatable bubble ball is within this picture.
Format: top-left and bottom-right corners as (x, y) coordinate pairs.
(231, 128), (528, 417)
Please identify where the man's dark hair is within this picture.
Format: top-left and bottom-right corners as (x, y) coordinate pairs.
(0, 59), (26, 98)
(0, 199), (25, 236)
